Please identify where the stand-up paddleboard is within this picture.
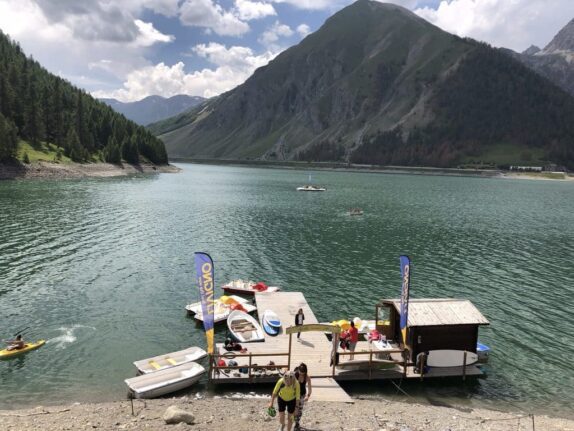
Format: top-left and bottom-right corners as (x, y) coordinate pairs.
(263, 310), (281, 327)
(262, 310), (281, 336)
(426, 350), (478, 367)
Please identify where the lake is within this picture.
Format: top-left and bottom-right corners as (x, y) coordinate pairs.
(1, 163), (573, 418)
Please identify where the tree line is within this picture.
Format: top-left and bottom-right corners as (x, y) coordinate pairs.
(0, 31), (168, 165)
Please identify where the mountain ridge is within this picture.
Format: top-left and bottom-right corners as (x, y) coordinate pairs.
(516, 18), (574, 97)
(153, 0), (574, 168)
(100, 95), (205, 126)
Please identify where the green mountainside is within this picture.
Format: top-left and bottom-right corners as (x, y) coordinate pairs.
(0, 31), (167, 165)
(153, 0), (574, 169)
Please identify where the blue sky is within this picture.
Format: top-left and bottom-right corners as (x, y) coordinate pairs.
(0, 0), (572, 102)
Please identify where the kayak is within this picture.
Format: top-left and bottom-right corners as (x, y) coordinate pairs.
(0, 340), (46, 359)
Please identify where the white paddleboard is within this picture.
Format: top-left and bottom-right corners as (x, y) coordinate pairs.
(426, 350), (478, 367)
(262, 310), (281, 328)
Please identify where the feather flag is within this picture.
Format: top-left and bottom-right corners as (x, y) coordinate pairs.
(194, 252), (215, 355)
(399, 255), (411, 346)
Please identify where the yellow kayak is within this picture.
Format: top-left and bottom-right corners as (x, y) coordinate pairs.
(0, 340), (45, 359)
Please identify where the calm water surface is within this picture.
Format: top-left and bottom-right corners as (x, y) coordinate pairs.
(1, 164), (573, 417)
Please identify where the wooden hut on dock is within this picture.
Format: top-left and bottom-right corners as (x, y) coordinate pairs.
(375, 298), (490, 363)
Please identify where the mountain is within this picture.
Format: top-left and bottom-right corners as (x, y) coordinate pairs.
(152, 0), (574, 169)
(0, 30), (167, 165)
(100, 95), (205, 126)
(518, 18), (574, 97)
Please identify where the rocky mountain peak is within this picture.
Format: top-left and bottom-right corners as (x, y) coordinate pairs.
(543, 18), (574, 53)
(522, 45), (541, 56)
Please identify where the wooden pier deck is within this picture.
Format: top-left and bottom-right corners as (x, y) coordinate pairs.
(210, 292), (484, 402)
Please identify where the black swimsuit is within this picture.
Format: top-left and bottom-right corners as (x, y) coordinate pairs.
(295, 371), (307, 396)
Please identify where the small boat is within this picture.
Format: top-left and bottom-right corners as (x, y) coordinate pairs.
(133, 346), (207, 374)
(222, 280), (280, 296)
(186, 295), (257, 324)
(125, 362), (206, 399)
(0, 340), (45, 360)
(349, 208), (364, 216)
(426, 350), (478, 367)
(297, 185), (326, 192)
(261, 310), (281, 336)
(227, 310), (265, 343)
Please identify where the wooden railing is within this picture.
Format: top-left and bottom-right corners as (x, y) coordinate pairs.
(210, 351), (290, 382)
(335, 348), (407, 379)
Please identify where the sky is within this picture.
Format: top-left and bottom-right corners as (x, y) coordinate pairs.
(0, 0), (572, 102)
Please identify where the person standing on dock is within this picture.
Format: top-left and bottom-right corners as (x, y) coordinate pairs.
(269, 371), (300, 431)
(294, 363), (312, 431)
(348, 321), (359, 360)
(295, 308), (305, 339)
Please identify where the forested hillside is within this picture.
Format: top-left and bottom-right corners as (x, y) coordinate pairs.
(0, 31), (167, 165)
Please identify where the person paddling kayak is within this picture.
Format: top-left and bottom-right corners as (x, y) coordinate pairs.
(5, 334), (25, 351)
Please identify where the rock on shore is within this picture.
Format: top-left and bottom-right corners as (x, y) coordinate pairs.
(0, 397), (572, 431)
(0, 161), (180, 180)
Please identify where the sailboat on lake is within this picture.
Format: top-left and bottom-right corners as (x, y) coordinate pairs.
(297, 174), (326, 191)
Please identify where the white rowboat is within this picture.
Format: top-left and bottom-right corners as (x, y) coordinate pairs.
(125, 362), (206, 399)
(227, 310), (265, 343)
(133, 346), (207, 374)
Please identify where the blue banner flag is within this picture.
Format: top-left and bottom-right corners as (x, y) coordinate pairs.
(194, 252), (215, 355)
(399, 255), (411, 346)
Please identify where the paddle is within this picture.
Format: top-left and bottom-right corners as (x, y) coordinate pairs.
(12, 326), (30, 337)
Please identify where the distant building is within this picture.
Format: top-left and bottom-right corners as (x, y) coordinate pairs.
(509, 166), (542, 172)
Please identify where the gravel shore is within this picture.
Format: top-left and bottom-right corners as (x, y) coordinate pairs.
(1, 396), (572, 431)
(0, 161), (180, 180)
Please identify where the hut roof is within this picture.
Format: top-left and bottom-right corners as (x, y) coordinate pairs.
(381, 298), (490, 327)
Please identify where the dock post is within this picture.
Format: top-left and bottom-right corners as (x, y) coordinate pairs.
(420, 352), (425, 381)
(462, 351), (467, 381)
(403, 348), (408, 378)
(209, 354), (213, 381)
(287, 332), (292, 371)
(332, 333), (338, 378)
(248, 353), (252, 382)
(369, 350), (372, 380)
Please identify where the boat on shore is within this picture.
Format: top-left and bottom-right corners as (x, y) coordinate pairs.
(125, 362), (206, 399)
(227, 310), (265, 343)
(222, 280), (280, 296)
(133, 346), (207, 374)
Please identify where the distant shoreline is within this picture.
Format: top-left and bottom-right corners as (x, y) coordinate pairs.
(172, 158), (573, 181)
(0, 161), (180, 181)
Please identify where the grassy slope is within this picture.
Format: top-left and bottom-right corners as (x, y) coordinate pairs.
(17, 141), (73, 163)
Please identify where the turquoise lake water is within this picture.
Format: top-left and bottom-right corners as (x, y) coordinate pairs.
(1, 163), (573, 417)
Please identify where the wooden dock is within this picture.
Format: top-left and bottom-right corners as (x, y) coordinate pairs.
(210, 292), (484, 402)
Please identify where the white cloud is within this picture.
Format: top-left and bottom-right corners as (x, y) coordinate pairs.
(93, 43), (277, 102)
(259, 20), (294, 48)
(268, 0), (346, 10)
(134, 19), (175, 47)
(179, 0), (250, 36)
(415, 0), (574, 52)
(0, 0), (173, 92)
(234, 0), (276, 20)
(296, 23), (310, 37)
